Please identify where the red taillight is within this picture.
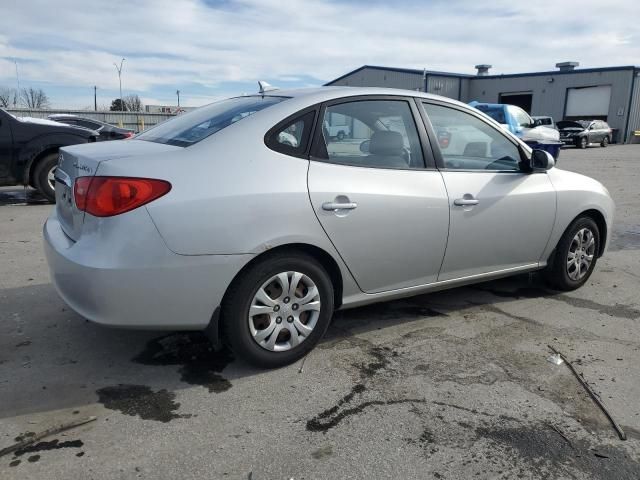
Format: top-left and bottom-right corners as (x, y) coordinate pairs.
(124, 132), (134, 139)
(74, 176), (171, 217)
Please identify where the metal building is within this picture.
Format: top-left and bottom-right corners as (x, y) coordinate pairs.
(327, 63), (640, 143)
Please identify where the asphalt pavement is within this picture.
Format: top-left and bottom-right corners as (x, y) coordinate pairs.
(1, 145), (640, 479)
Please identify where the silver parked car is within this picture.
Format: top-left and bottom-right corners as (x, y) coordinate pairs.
(44, 86), (614, 367)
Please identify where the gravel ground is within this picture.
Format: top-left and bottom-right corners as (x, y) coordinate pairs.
(1, 145), (639, 479)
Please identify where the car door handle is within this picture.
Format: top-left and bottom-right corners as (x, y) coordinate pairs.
(322, 202), (358, 211)
(454, 198), (479, 206)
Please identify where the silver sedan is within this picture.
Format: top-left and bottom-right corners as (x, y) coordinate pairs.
(44, 86), (614, 367)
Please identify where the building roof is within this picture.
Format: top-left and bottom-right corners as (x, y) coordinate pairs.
(326, 64), (639, 85)
(325, 65), (475, 85)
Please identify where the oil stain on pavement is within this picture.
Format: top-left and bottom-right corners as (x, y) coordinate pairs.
(96, 384), (189, 423)
(132, 332), (233, 393)
(307, 346), (426, 433)
(8, 439), (84, 466)
(475, 423), (640, 480)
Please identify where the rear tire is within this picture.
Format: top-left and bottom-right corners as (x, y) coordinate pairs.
(600, 136), (609, 147)
(33, 152), (58, 202)
(544, 216), (600, 291)
(221, 252), (334, 368)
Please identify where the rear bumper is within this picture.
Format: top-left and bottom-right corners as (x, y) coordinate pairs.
(43, 210), (252, 330)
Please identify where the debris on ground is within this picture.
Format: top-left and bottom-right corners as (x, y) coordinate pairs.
(0, 416), (97, 458)
(548, 345), (626, 441)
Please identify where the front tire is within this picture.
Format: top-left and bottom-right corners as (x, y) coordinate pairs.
(577, 136), (588, 149)
(544, 216), (600, 291)
(33, 152), (58, 202)
(222, 252), (334, 368)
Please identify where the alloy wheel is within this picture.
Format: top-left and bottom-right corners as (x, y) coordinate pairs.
(567, 228), (596, 281)
(248, 271), (321, 352)
(47, 166), (56, 191)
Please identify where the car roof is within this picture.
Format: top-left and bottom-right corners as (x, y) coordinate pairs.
(255, 86), (470, 109)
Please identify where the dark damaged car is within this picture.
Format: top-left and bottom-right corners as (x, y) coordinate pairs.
(0, 108), (98, 201)
(558, 120), (612, 149)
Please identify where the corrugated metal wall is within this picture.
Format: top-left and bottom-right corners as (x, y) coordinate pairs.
(627, 71), (640, 143)
(5, 109), (175, 131)
(467, 70), (634, 141)
(329, 68), (425, 91)
(329, 67), (464, 100)
(426, 75), (461, 100)
(330, 66), (640, 143)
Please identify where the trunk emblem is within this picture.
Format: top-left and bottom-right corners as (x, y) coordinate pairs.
(73, 162), (93, 174)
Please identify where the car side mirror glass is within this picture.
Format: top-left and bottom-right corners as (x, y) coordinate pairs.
(359, 139), (370, 154)
(531, 149), (554, 171)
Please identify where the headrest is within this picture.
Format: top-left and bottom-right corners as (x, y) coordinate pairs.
(369, 130), (404, 156)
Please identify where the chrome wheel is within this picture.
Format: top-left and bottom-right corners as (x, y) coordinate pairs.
(248, 271), (321, 352)
(47, 166), (56, 191)
(567, 228), (596, 281)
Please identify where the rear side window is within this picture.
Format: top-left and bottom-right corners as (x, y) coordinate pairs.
(315, 100), (425, 169)
(265, 110), (316, 157)
(77, 119), (102, 130)
(137, 96), (288, 147)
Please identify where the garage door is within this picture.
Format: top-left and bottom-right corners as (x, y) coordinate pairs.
(565, 85), (611, 117)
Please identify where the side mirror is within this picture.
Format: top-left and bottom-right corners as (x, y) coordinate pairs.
(359, 139), (370, 154)
(530, 149), (554, 171)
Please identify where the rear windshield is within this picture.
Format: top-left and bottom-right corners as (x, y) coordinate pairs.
(137, 96), (288, 147)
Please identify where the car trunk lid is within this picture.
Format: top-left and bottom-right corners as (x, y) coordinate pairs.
(55, 140), (182, 241)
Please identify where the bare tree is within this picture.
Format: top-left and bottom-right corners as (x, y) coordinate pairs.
(20, 88), (50, 109)
(122, 94), (144, 112)
(0, 87), (18, 108)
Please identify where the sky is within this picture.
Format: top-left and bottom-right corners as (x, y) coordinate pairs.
(0, 0), (638, 109)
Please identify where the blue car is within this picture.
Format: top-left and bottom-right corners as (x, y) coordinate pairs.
(469, 101), (562, 159)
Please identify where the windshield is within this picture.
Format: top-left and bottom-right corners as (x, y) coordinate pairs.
(137, 96), (288, 147)
(557, 121), (588, 129)
(473, 105), (506, 124)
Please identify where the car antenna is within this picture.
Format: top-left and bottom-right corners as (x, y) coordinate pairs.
(258, 81), (278, 96)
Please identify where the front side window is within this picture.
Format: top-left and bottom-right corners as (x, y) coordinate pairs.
(423, 103), (522, 171)
(137, 96), (287, 147)
(317, 100), (424, 169)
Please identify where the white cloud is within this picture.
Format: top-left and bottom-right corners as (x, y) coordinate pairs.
(0, 0), (638, 108)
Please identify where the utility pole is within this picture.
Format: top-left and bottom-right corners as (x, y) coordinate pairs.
(113, 58), (125, 111)
(14, 60), (20, 106)
(176, 89), (180, 108)
(94, 86), (97, 111)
